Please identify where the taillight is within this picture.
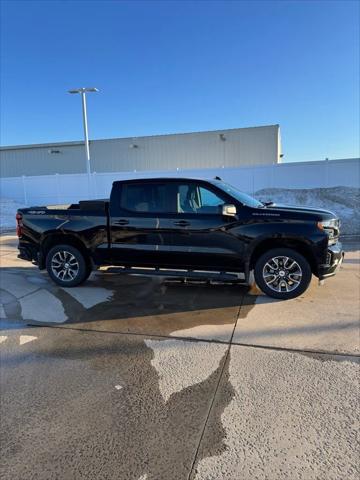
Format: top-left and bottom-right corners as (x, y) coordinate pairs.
(16, 213), (23, 237)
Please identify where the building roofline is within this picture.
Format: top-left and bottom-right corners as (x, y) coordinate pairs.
(0, 124), (280, 151)
(0, 140), (85, 151)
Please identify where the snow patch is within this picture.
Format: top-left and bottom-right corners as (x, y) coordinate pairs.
(255, 186), (360, 235)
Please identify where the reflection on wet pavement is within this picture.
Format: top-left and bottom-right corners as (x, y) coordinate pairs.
(1, 265), (246, 342)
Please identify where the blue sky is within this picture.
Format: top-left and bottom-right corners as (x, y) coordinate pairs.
(0, 0), (359, 162)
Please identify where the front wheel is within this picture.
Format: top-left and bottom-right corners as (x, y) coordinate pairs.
(254, 248), (312, 300)
(46, 244), (89, 287)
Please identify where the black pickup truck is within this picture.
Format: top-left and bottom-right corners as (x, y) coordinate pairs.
(16, 177), (344, 299)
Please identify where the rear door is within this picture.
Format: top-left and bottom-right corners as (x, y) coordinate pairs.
(109, 180), (176, 266)
(157, 181), (244, 271)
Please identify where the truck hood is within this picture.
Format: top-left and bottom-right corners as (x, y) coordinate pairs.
(257, 203), (337, 221)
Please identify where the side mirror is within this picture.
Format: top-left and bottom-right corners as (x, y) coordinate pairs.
(222, 204), (237, 217)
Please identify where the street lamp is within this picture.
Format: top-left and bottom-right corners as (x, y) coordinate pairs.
(68, 87), (99, 194)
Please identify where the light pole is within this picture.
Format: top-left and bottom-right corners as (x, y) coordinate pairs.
(68, 87), (99, 196)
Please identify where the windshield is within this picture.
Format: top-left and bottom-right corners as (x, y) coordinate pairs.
(213, 181), (263, 208)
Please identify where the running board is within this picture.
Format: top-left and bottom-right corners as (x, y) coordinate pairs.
(103, 266), (246, 283)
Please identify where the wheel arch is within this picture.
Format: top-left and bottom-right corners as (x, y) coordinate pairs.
(249, 237), (318, 275)
(40, 233), (92, 271)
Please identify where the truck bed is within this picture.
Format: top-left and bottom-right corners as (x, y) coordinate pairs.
(18, 199), (109, 216)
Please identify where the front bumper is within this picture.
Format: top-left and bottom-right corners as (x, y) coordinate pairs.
(318, 242), (344, 279)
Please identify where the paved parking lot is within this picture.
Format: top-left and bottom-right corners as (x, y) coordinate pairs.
(1, 234), (359, 480)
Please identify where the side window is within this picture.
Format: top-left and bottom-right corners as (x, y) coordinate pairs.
(177, 184), (200, 213)
(177, 183), (225, 214)
(199, 187), (225, 209)
(120, 183), (176, 213)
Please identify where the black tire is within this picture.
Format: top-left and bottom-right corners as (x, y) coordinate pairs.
(85, 262), (93, 280)
(46, 244), (89, 287)
(254, 248), (312, 300)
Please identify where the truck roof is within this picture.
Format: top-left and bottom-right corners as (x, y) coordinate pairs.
(112, 177), (219, 186)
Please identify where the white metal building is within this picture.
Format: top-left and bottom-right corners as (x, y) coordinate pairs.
(0, 124), (281, 178)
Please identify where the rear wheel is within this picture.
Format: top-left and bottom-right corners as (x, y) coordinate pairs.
(46, 244), (89, 287)
(254, 248), (312, 300)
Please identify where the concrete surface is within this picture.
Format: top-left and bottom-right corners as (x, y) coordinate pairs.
(234, 248), (360, 354)
(192, 347), (359, 480)
(1, 234), (359, 479)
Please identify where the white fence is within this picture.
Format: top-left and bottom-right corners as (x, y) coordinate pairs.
(0, 158), (359, 206)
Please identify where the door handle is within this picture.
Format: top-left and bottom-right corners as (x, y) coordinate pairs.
(173, 220), (190, 227)
(114, 219), (129, 226)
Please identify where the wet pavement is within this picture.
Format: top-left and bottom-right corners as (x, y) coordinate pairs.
(1, 234), (359, 479)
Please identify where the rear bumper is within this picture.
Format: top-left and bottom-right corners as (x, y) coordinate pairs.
(18, 243), (42, 266)
(318, 242), (344, 279)
(18, 246), (34, 262)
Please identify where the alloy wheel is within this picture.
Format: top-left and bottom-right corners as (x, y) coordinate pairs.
(51, 250), (80, 282)
(262, 255), (303, 293)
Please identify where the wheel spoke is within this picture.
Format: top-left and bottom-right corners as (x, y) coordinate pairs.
(282, 257), (289, 268)
(265, 275), (278, 285)
(272, 258), (279, 269)
(68, 269), (76, 279)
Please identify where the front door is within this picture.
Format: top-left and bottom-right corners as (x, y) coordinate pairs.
(157, 181), (244, 271)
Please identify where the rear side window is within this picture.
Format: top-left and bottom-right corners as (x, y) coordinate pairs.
(120, 183), (176, 213)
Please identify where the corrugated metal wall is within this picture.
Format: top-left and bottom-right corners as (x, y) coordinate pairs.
(0, 143), (86, 177)
(0, 125), (280, 178)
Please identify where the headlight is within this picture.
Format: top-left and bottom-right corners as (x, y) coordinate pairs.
(317, 219), (337, 229)
(317, 219), (339, 242)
